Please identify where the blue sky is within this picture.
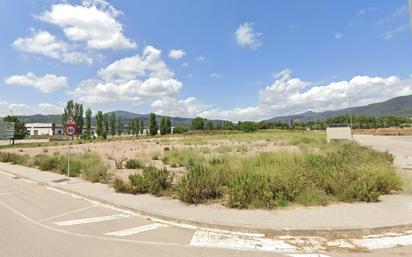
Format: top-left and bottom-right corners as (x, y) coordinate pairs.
(1, 0), (411, 121)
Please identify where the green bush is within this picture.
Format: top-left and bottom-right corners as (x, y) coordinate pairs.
(0, 152), (30, 165)
(113, 178), (131, 193)
(125, 159), (144, 169)
(33, 154), (61, 171)
(162, 148), (203, 168)
(176, 165), (222, 204)
(227, 172), (274, 208)
(33, 152), (108, 182)
(128, 166), (173, 196)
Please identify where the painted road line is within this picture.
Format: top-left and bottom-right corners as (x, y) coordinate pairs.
(0, 170), (17, 178)
(287, 254), (331, 257)
(190, 230), (296, 253)
(352, 233), (412, 249)
(105, 223), (169, 237)
(38, 204), (98, 222)
(54, 213), (130, 226)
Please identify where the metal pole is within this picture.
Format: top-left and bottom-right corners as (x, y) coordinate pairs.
(67, 136), (71, 183)
(348, 95), (353, 129)
(409, 0), (412, 37)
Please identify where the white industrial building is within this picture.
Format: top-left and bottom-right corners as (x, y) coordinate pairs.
(25, 123), (63, 136)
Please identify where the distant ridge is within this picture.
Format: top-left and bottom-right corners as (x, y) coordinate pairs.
(5, 95), (412, 124)
(267, 95), (412, 122)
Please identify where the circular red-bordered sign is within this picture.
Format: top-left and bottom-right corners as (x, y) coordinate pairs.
(64, 125), (77, 137)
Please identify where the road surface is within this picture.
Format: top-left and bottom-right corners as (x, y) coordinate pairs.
(1, 169), (412, 256)
(354, 135), (412, 170)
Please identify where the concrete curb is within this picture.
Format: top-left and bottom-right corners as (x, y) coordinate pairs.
(3, 166), (412, 237)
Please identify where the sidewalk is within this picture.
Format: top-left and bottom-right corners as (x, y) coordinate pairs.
(1, 161), (412, 236)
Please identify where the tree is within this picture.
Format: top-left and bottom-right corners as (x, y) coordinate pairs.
(3, 116), (27, 139)
(205, 121), (214, 130)
(127, 121), (133, 135)
(74, 103), (84, 136)
(238, 121), (258, 132)
(149, 113), (158, 136)
(85, 108), (92, 137)
(140, 120), (144, 134)
(103, 113), (109, 139)
(96, 111), (103, 136)
(133, 120), (139, 136)
(109, 113), (116, 137)
(160, 117), (167, 135)
(165, 117), (172, 134)
(62, 100), (74, 126)
(116, 117), (122, 136)
(191, 117), (204, 130)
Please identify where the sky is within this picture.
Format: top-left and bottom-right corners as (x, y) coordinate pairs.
(1, 0), (412, 121)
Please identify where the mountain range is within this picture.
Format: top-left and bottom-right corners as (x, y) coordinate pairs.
(9, 95), (412, 125)
(266, 95), (412, 122)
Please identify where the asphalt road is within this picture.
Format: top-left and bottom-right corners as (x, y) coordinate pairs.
(1, 170), (412, 256)
(354, 135), (412, 170)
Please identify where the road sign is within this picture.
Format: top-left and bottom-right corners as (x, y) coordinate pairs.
(65, 115), (77, 126)
(64, 125), (77, 137)
(63, 114), (77, 183)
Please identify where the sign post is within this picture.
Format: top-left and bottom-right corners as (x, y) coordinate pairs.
(64, 114), (77, 183)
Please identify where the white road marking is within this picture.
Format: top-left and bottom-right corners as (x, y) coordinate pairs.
(54, 213), (130, 226)
(190, 230), (296, 253)
(287, 254), (331, 257)
(105, 223), (169, 237)
(43, 182), (412, 252)
(352, 233), (412, 249)
(0, 170), (17, 178)
(38, 204), (98, 222)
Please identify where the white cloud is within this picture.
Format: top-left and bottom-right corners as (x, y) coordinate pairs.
(0, 101), (64, 116)
(72, 45), (182, 104)
(152, 69), (412, 122)
(196, 55), (206, 63)
(210, 73), (223, 78)
(181, 62), (189, 67)
(13, 30), (92, 65)
(393, 5), (408, 17)
(5, 73), (68, 93)
(152, 97), (211, 117)
(235, 22), (262, 49)
(384, 24), (410, 40)
(38, 0), (136, 50)
(334, 32), (344, 39)
(168, 49), (186, 59)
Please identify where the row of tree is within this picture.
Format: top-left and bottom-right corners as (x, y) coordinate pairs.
(190, 117), (258, 132)
(187, 115), (412, 132)
(62, 101), (174, 139)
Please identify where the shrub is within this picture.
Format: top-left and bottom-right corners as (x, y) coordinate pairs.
(33, 152), (108, 181)
(0, 152), (30, 165)
(162, 148), (203, 168)
(176, 165), (222, 204)
(128, 166), (173, 196)
(173, 126), (189, 134)
(78, 153), (108, 182)
(113, 178), (131, 193)
(129, 173), (147, 193)
(227, 172), (274, 209)
(33, 154), (61, 171)
(125, 159), (144, 169)
(151, 152), (161, 160)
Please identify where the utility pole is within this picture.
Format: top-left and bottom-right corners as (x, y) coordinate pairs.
(409, 0), (412, 37)
(348, 95), (353, 129)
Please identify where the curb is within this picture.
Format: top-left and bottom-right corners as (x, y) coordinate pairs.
(4, 167), (412, 237)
